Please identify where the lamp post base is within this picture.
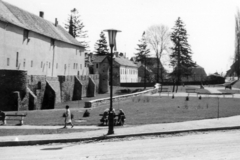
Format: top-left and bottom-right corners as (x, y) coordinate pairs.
(107, 111), (114, 135)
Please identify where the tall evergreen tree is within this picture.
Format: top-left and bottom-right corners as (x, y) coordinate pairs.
(234, 10), (240, 79)
(170, 17), (196, 91)
(135, 32), (150, 89)
(94, 31), (109, 55)
(65, 8), (88, 48)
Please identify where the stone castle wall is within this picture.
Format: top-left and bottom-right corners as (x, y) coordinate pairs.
(0, 70), (100, 111)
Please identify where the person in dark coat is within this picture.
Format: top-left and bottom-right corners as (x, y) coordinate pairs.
(117, 109), (126, 125)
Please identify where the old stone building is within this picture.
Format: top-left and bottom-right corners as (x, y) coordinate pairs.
(91, 55), (109, 93)
(0, 1), (98, 111)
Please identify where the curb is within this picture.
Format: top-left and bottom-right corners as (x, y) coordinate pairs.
(1, 125), (240, 147)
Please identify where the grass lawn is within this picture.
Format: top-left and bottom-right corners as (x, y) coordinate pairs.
(81, 96), (240, 125)
(6, 96), (240, 127)
(1, 86), (238, 136)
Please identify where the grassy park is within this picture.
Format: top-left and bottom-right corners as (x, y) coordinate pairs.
(1, 87), (240, 136)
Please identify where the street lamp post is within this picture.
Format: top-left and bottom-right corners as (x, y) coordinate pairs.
(104, 29), (121, 135)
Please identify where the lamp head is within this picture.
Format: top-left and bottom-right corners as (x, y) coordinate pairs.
(104, 29), (121, 47)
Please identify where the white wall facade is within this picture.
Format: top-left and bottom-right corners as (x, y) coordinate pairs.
(119, 66), (138, 83)
(0, 21), (86, 77)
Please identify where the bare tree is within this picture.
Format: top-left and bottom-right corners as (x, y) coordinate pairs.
(145, 25), (171, 83)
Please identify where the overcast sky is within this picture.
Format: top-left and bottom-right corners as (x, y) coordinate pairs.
(4, 0), (240, 74)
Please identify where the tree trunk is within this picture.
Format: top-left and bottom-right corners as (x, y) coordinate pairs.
(144, 58), (146, 90)
(157, 52), (159, 83)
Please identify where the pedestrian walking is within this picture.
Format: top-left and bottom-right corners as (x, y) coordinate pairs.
(63, 105), (74, 128)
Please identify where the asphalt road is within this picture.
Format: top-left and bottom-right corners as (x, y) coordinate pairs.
(1, 130), (240, 160)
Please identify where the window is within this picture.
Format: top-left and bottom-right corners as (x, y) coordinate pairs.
(96, 63), (99, 68)
(23, 59), (26, 67)
(50, 39), (55, 46)
(31, 60), (33, 67)
(7, 58), (10, 66)
(80, 64), (82, 69)
(73, 63), (75, 69)
(76, 64), (78, 69)
(41, 61), (43, 68)
(16, 52), (19, 67)
(49, 62), (51, 68)
(23, 29), (29, 40)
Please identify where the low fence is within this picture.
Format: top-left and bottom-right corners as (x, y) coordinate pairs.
(120, 83), (156, 88)
(84, 88), (158, 108)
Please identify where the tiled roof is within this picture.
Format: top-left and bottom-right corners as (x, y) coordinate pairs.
(192, 67), (207, 76)
(0, 0), (83, 47)
(92, 55), (107, 63)
(114, 57), (137, 67)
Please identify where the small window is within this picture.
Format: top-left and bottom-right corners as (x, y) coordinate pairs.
(76, 64), (78, 69)
(64, 64), (67, 69)
(16, 52), (19, 67)
(49, 62), (51, 68)
(7, 58), (10, 66)
(96, 63), (99, 68)
(31, 60), (33, 67)
(23, 29), (29, 40)
(51, 39), (55, 46)
(80, 50), (81, 56)
(23, 59), (26, 67)
(80, 64), (82, 69)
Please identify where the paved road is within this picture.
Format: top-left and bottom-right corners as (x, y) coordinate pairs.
(2, 130), (240, 160)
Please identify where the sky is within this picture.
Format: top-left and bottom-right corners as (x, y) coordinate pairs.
(3, 0), (240, 74)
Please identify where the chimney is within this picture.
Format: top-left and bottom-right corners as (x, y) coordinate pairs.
(39, 11), (44, 18)
(55, 18), (58, 27)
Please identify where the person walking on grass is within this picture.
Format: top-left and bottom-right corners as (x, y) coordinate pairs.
(63, 105), (74, 128)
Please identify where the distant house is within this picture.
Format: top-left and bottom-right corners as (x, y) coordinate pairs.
(207, 72), (225, 84)
(114, 55), (138, 85)
(181, 65), (207, 82)
(131, 57), (163, 83)
(91, 55), (109, 93)
(87, 53), (138, 88)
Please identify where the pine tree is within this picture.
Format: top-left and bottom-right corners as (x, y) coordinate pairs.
(170, 17), (196, 91)
(94, 31), (109, 55)
(65, 8), (88, 48)
(135, 32), (150, 89)
(234, 10), (240, 79)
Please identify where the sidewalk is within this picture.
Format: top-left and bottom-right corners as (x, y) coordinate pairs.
(1, 115), (240, 146)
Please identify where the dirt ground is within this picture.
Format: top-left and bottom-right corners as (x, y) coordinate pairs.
(1, 129), (240, 160)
